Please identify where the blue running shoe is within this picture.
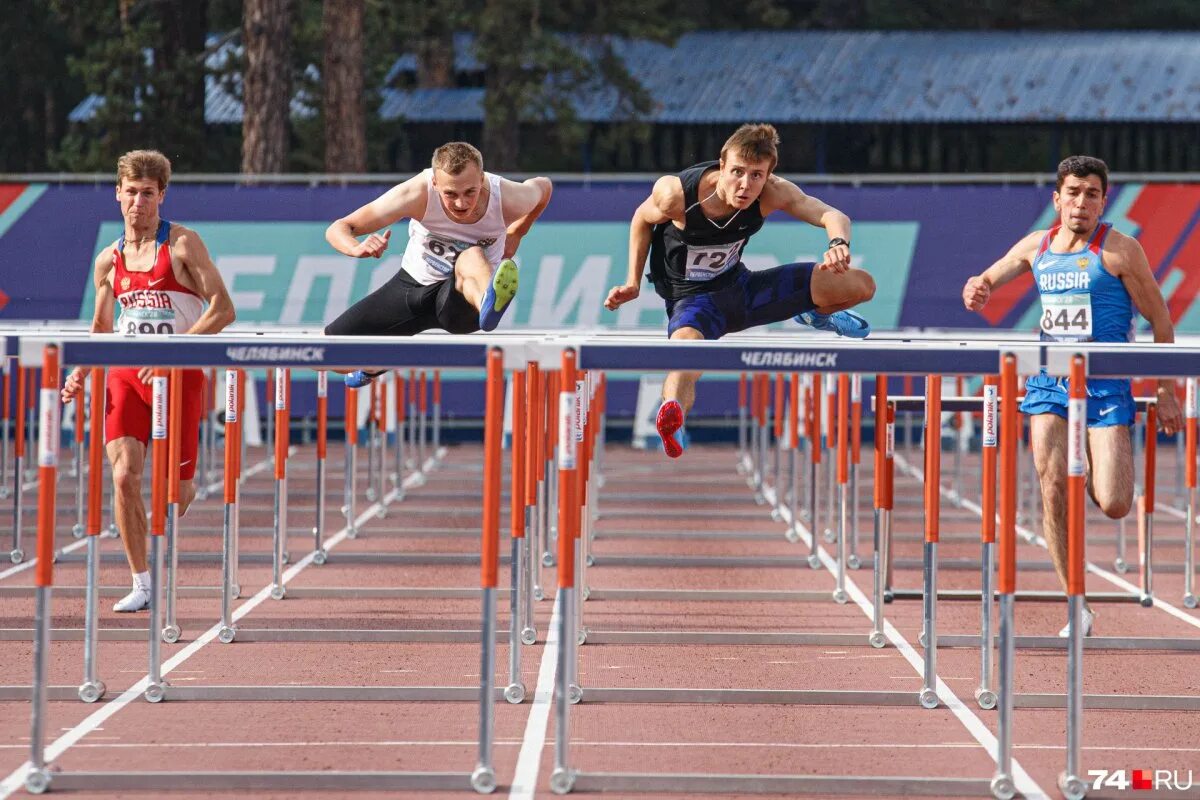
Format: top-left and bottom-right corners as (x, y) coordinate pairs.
(345, 370), (383, 389)
(794, 309), (871, 338)
(479, 259), (519, 332)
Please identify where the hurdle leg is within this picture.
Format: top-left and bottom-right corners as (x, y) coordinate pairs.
(550, 587), (577, 795)
(471, 584), (498, 793)
(848, 461), (861, 568)
(785, 448), (800, 543)
(344, 436), (358, 539)
(162, 503), (181, 642)
(418, 400), (428, 471)
(991, 593), (1016, 800)
(1114, 516), (1129, 573)
(736, 404), (748, 474)
(78, 534), (106, 702)
(25, 584), (52, 794)
(219, 498), (237, 643)
(11, 451), (24, 563)
(272, 475), (288, 600)
(72, 411), (85, 537)
(771, 426), (782, 519)
(145, 533), (166, 702)
(313, 454), (327, 563)
(522, 506), (537, 643)
(433, 399), (442, 460)
(806, 446), (820, 569)
(365, 416), (378, 502)
(1140, 510), (1154, 606)
(25, 400), (35, 483)
(869, 507), (889, 648)
(834, 481), (848, 603)
(534, 477), (548, 598)
(1059, 592), (1086, 799)
(976, 541), (997, 708)
(1185, 488), (1196, 608)
(824, 458), (836, 543)
(1139, 404), (1157, 607)
(506, 534), (526, 702)
(545, 462), (558, 564)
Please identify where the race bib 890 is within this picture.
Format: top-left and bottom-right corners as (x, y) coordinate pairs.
(119, 307), (176, 336)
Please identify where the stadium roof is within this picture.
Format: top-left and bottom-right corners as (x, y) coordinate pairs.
(71, 30), (1200, 125)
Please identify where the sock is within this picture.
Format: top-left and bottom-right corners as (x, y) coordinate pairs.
(133, 571), (151, 591)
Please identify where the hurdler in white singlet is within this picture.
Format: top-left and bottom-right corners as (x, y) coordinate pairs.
(399, 169), (508, 285)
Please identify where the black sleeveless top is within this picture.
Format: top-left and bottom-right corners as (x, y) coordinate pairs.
(648, 161), (766, 301)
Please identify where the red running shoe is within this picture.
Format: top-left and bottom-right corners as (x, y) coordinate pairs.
(656, 400), (685, 459)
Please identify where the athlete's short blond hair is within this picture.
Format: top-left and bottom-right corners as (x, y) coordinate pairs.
(431, 142), (484, 176)
(720, 124), (779, 172)
(116, 150), (172, 191)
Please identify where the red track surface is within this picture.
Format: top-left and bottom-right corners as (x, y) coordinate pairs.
(1, 437), (1197, 799)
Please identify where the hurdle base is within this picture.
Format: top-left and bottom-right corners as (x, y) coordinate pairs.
(887, 589), (1137, 603)
(571, 772), (992, 796)
(45, 771), (474, 792)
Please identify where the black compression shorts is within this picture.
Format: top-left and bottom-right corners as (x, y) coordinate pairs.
(324, 269), (479, 337)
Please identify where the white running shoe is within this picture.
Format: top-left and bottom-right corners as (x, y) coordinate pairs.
(113, 586), (151, 612)
(1058, 606), (1094, 638)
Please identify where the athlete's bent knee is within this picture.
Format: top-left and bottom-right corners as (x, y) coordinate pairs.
(112, 464), (141, 497)
(853, 270), (876, 304)
(1099, 494), (1131, 520)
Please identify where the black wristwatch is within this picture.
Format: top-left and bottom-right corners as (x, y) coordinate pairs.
(827, 237), (850, 250)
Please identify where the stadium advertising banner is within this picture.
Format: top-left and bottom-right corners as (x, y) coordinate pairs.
(1, 179), (1198, 335)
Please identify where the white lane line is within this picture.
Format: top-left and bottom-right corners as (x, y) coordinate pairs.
(0, 451), (438, 800)
(0, 454), (279, 583)
(895, 452), (1200, 632)
(764, 484), (1051, 800)
(508, 594), (561, 800)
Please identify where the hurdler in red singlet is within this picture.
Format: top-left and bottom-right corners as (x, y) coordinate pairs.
(107, 218), (207, 479)
(61, 149), (235, 612)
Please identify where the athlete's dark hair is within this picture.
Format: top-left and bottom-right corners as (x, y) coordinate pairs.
(721, 124), (779, 172)
(1056, 155), (1108, 196)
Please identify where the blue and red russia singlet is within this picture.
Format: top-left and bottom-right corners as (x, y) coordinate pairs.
(1020, 222), (1136, 427)
(105, 219), (206, 478)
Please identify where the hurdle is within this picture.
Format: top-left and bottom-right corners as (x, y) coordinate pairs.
(19, 332), (518, 795)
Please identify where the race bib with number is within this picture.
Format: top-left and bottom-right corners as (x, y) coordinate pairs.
(119, 307), (177, 336)
(684, 242), (742, 282)
(421, 234), (468, 277)
(1040, 294), (1092, 339)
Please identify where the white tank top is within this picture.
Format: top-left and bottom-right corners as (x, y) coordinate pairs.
(400, 169), (508, 285)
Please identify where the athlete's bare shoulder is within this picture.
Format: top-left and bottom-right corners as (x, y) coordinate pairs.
(650, 175), (685, 222)
(93, 243), (116, 289)
(1098, 227), (1145, 275)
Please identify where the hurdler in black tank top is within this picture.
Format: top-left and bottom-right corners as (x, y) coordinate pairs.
(648, 161), (766, 301)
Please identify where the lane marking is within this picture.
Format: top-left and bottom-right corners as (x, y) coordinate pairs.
(0, 451), (439, 799)
(765, 484), (1051, 800)
(508, 595), (561, 800)
(895, 452), (1200, 632)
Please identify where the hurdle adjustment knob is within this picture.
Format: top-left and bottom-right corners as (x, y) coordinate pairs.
(1113, 557), (1129, 574)
(832, 589), (848, 604)
(520, 627), (537, 646)
(9, 549), (23, 564)
(1058, 772), (1086, 800)
(504, 682), (526, 704)
(71, 523), (84, 539)
(161, 624), (181, 644)
(270, 585), (286, 600)
(533, 586), (545, 601)
(975, 688), (997, 710)
(847, 554), (862, 570)
(313, 549), (327, 565)
(868, 631), (886, 649)
(78, 680), (106, 703)
(550, 766), (575, 795)
(24, 767), (51, 795)
(470, 765), (497, 794)
(990, 774), (1016, 800)
(144, 683), (166, 703)
(918, 688), (938, 709)
(806, 554), (821, 570)
(567, 684), (583, 704)
(784, 528), (800, 544)
(1184, 593), (1197, 609)
(218, 626), (237, 644)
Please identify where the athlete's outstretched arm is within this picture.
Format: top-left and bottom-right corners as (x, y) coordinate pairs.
(962, 231), (1044, 312)
(761, 177), (852, 272)
(62, 251), (116, 402)
(1108, 232), (1181, 432)
(605, 176), (680, 311)
(501, 177), (553, 258)
(173, 227), (236, 335)
(326, 173), (428, 259)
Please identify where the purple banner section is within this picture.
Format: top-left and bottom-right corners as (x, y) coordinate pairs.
(0, 180), (1049, 324)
